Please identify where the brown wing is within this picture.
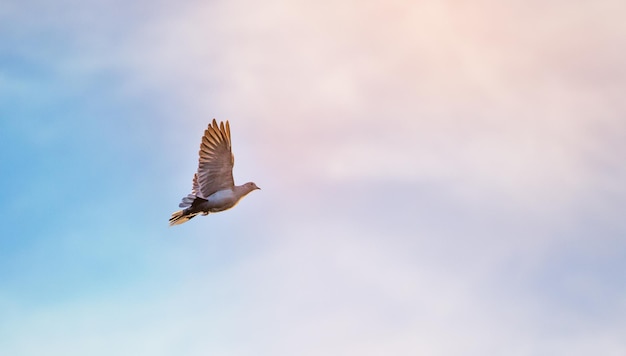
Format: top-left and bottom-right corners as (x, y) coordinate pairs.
(196, 119), (235, 197)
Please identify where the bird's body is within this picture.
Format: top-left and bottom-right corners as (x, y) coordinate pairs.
(169, 119), (259, 226)
(200, 188), (240, 212)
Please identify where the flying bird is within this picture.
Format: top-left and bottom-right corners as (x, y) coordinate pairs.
(169, 119), (260, 226)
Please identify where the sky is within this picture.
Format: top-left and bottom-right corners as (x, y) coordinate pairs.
(1, 0), (626, 355)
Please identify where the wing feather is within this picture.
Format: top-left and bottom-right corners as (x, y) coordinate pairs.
(195, 119), (235, 198)
(178, 119), (235, 208)
(179, 173), (203, 208)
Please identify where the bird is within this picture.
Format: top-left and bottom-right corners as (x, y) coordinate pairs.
(169, 119), (260, 226)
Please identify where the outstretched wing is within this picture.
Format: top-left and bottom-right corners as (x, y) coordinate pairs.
(196, 119), (235, 197)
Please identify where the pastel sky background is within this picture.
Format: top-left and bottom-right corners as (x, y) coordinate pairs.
(1, 0), (625, 355)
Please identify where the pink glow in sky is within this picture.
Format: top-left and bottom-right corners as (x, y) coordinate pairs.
(1, 0), (625, 355)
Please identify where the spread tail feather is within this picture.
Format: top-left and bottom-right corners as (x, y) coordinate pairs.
(169, 209), (194, 226)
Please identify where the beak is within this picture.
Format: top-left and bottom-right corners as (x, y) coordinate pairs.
(257, 186), (261, 190)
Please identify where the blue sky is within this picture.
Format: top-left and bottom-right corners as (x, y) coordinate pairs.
(1, 0), (626, 355)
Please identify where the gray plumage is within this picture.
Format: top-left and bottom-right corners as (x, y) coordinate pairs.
(169, 119), (260, 226)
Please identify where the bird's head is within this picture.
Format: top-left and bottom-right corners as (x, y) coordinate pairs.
(244, 182), (261, 191)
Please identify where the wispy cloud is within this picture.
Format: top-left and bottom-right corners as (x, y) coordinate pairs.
(1, 0), (625, 355)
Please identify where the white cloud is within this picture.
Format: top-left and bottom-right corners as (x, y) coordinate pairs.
(2, 0), (626, 355)
(106, 0), (626, 214)
(3, 215), (625, 356)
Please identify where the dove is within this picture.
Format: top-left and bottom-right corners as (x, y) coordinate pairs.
(169, 119), (260, 226)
